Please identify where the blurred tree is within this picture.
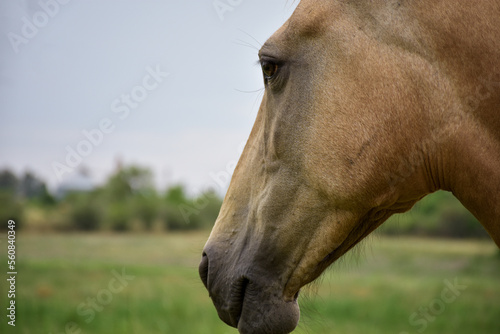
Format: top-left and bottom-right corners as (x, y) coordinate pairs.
(19, 171), (45, 199)
(164, 185), (188, 205)
(162, 186), (222, 231)
(380, 191), (487, 239)
(0, 169), (55, 231)
(106, 201), (131, 232)
(36, 184), (57, 206)
(21, 171), (57, 207)
(101, 166), (156, 231)
(65, 192), (103, 231)
(0, 169), (18, 193)
(0, 190), (23, 230)
(104, 166), (154, 201)
(134, 192), (159, 230)
(163, 185), (191, 231)
(163, 204), (188, 230)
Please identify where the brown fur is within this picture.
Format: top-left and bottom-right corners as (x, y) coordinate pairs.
(200, 1), (500, 333)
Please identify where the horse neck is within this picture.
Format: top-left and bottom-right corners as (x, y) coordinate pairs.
(443, 71), (500, 246)
(416, 1), (500, 244)
(446, 119), (500, 246)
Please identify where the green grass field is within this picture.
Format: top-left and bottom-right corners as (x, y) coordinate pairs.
(1, 232), (499, 334)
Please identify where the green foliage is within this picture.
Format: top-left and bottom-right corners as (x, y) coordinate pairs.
(162, 185), (190, 230)
(95, 166), (160, 231)
(380, 191), (489, 239)
(65, 192), (103, 231)
(161, 186), (222, 231)
(165, 188), (223, 231)
(134, 193), (159, 231)
(0, 190), (23, 230)
(19, 171), (47, 199)
(0, 165), (222, 232)
(103, 166), (154, 201)
(0, 170), (54, 231)
(106, 201), (132, 232)
(34, 184), (57, 206)
(0, 169), (18, 192)
(165, 185), (188, 205)
(163, 202), (189, 231)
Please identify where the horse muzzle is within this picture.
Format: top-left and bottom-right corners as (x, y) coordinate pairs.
(199, 248), (300, 334)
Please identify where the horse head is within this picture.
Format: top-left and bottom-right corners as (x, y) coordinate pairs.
(200, 1), (500, 333)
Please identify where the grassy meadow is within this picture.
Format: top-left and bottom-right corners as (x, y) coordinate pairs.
(0, 232), (499, 334)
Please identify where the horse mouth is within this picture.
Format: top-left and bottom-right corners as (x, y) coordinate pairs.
(199, 253), (249, 328)
(227, 276), (249, 327)
(199, 253), (300, 333)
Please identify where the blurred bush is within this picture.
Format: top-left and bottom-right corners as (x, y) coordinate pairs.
(0, 190), (24, 230)
(379, 191), (489, 239)
(0, 166), (222, 232)
(66, 192), (103, 231)
(162, 186), (222, 231)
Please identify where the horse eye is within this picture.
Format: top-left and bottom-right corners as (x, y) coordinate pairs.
(261, 61), (279, 79)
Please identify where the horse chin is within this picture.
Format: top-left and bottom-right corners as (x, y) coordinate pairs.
(236, 293), (300, 334)
(215, 274), (300, 334)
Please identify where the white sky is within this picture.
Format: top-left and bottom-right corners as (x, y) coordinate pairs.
(0, 0), (298, 194)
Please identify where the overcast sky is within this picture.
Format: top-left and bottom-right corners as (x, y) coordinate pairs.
(0, 0), (298, 194)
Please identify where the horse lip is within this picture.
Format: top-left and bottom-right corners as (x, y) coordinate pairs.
(227, 276), (250, 327)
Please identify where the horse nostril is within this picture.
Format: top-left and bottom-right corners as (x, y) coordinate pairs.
(199, 252), (209, 289)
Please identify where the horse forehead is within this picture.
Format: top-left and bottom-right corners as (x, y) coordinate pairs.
(263, 1), (346, 53)
(286, 1), (339, 38)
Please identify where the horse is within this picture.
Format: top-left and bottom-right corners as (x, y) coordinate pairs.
(199, 1), (500, 333)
